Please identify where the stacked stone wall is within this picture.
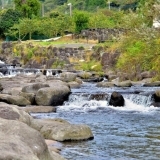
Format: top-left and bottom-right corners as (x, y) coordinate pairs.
(0, 42), (86, 69)
(81, 28), (126, 42)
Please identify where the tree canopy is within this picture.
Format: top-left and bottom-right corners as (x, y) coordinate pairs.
(74, 11), (89, 34)
(0, 9), (22, 37)
(14, 0), (41, 18)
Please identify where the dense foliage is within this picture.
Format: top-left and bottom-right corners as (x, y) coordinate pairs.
(0, 9), (22, 38)
(14, 0), (40, 18)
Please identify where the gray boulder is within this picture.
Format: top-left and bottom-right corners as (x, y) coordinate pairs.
(0, 118), (54, 160)
(109, 91), (125, 107)
(9, 87), (22, 96)
(0, 94), (31, 106)
(0, 102), (33, 125)
(31, 118), (94, 141)
(35, 85), (71, 106)
(60, 72), (77, 82)
(22, 83), (49, 94)
(19, 92), (35, 104)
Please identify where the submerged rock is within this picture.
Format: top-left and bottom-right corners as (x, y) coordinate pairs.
(151, 90), (160, 107)
(109, 91), (125, 107)
(89, 93), (109, 101)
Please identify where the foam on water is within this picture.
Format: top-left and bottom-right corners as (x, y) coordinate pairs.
(0, 60), (5, 64)
(58, 96), (158, 114)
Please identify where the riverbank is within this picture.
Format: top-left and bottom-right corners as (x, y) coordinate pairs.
(0, 73), (94, 160)
(1, 70), (160, 159)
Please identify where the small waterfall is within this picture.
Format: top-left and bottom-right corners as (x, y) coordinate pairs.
(123, 94), (153, 107)
(61, 93), (108, 112)
(0, 60), (5, 64)
(46, 70), (53, 76)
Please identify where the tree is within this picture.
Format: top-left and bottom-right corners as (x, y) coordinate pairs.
(7, 18), (39, 40)
(19, 18), (39, 39)
(37, 18), (56, 38)
(0, 9), (22, 38)
(56, 15), (74, 36)
(73, 11), (89, 34)
(37, 15), (74, 38)
(6, 23), (27, 41)
(14, 0), (40, 18)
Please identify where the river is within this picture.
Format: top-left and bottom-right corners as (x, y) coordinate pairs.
(32, 82), (160, 160)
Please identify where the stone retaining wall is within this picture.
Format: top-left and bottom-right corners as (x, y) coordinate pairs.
(81, 28), (126, 42)
(0, 42), (86, 69)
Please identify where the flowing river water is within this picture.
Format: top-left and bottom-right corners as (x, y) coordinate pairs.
(32, 82), (160, 160)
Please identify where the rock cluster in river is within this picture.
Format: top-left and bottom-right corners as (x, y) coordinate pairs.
(0, 68), (160, 158)
(0, 73), (95, 160)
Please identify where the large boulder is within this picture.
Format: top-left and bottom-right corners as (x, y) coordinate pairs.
(0, 94), (31, 106)
(0, 118), (54, 160)
(9, 87), (22, 96)
(101, 51), (120, 70)
(109, 91), (125, 107)
(35, 84), (71, 106)
(31, 118), (94, 142)
(19, 92), (35, 104)
(60, 72), (77, 82)
(22, 83), (49, 94)
(0, 103), (66, 160)
(141, 71), (153, 79)
(0, 102), (33, 125)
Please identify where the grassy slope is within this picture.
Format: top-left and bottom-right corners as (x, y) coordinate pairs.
(30, 35), (98, 48)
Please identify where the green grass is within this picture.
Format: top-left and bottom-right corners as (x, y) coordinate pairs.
(34, 40), (69, 46)
(30, 35), (98, 47)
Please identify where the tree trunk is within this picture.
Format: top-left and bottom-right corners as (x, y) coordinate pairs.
(29, 32), (31, 40)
